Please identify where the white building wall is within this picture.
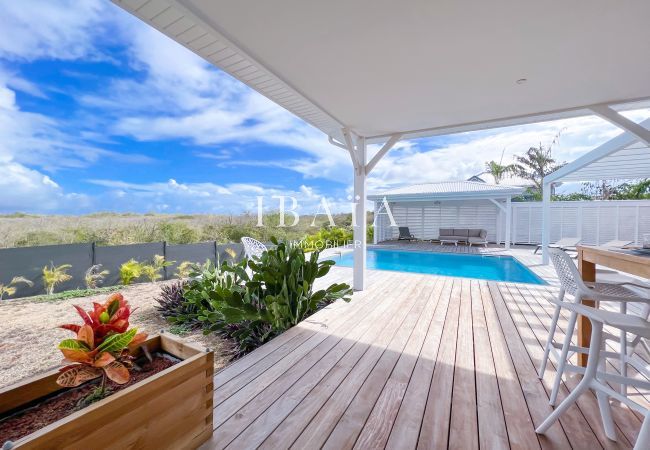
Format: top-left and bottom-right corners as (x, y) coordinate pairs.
(375, 199), (650, 245)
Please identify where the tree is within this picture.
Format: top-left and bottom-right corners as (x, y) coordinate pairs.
(43, 263), (73, 295)
(484, 160), (515, 184)
(0, 276), (33, 300)
(513, 130), (566, 194)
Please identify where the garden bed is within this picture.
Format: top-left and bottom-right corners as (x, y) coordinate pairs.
(0, 334), (213, 449)
(0, 282), (231, 389)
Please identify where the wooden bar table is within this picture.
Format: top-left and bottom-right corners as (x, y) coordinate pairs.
(577, 245), (650, 366)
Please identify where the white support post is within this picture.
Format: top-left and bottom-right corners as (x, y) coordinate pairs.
(353, 136), (367, 291)
(542, 181), (551, 264)
(373, 201), (378, 245)
(505, 196), (512, 250)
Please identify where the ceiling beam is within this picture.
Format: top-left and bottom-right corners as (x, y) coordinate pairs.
(589, 104), (650, 146)
(365, 133), (403, 175)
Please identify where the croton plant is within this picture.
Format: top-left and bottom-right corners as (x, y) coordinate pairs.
(56, 293), (147, 392)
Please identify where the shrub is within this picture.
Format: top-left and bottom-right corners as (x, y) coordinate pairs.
(84, 264), (109, 289)
(185, 239), (352, 356)
(302, 226), (353, 252)
(154, 281), (197, 323)
(0, 276), (33, 300)
(43, 263), (73, 295)
(158, 221), (198, 244)
(141, 254), (174, 282)
(119, 259), (144, 286)
(174, 261), (194, 279)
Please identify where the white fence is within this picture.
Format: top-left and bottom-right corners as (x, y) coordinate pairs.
(375, 199), (650, 245)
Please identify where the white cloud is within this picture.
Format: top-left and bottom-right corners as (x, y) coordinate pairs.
(0, 0), (109, 61)
(84, 178), (351, 215)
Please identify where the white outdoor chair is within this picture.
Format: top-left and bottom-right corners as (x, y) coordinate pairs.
(241, 237), (268, 259)
(539, 248), (650, 405)
(536, 301), (650, 449)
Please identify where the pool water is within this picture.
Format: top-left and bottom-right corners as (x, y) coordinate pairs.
(331, 249), (546, 285)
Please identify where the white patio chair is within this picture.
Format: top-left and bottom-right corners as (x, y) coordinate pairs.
(536, 301), (650, 449)
(534, 237), (580, 254)
(241, 237), (268, 259)
(538, 248), (650, 404)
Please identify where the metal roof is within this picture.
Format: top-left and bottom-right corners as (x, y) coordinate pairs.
(368, 181), (524, 201)
(112, 0), (650, 145)
(545, 118), (650, 183)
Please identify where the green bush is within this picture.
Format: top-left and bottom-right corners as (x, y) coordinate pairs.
(170, 239), (352, 356)
(302, 226), (353, 252)
(119, 259), (144, 286)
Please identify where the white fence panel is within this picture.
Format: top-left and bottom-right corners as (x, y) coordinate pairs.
(376, 199), (650, 245)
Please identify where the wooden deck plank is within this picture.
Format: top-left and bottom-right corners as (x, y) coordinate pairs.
(203, 244), (645, 450)
(499, 282), (623, 449)
(214, 273), (403, 428)
(212, 274), (414, 448)
(448, 279), (479, 450)
(471, 280), (510, 450)
(384, 278), (454, 450)
(488, 282), (573, 449)
(324, 277), (444, 449)
(416, 278), (462, 449)
(290, 275), (439, 449)
(256, 274), (432, 449)
(479, 281), (541, 450)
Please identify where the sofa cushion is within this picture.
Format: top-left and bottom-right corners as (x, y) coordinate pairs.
(479, 229), (487, 238)
(453, 228), (469, 238)
(439, 228), (454, 237)
(468, 229), (481, 237)
(468, 236), (487, 243)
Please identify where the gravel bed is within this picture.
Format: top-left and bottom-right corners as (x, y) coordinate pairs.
(0, 281), (232, 389)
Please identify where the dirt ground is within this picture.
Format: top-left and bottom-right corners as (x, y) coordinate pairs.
(0, 281), (232, 389)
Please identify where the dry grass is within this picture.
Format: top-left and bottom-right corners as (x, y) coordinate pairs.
(0, 212), (354, 248)
(0, 281), (233, 388)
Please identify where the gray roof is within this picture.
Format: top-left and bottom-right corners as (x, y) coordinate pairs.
(368, 181), (525, 201)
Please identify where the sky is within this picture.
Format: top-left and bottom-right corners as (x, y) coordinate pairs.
(1, 0), (649, 216)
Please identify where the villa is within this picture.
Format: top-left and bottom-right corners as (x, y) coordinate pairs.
(2, 0), (650, 449)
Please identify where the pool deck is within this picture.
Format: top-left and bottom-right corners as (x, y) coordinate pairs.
(203, 243), (648, 449)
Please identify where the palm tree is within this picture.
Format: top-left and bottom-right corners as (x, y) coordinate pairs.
(0, 276), (33, 300)
(513, 146), (555, 190)
(513, 133), (566, 193)
(484, 160), (515, 184)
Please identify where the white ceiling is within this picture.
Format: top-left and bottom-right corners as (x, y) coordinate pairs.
(114, 0), (650, 143)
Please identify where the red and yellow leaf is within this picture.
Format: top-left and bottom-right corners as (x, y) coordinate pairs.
(73, 304), (93, 326)
(93, 351), (115, 367)
(127, 332), (148, 350)
(56, 365), (102, 387)
(77, 324), (94, 349)
(103, 361), (130, 384)
(59, 324), (81, 334)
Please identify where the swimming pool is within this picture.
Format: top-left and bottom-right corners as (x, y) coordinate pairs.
(330, 249), (546, 284)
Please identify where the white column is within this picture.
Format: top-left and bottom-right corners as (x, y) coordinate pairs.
(505, 196), (512, 250)
(353, 136), (367, 291)
(542, 181), (551, 264)
(373, 201), (378, 245)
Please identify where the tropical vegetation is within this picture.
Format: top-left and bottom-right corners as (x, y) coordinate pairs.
(56, 293), (147, 403)
(158, 239), (352, 357)
(43, 263), (73, 295)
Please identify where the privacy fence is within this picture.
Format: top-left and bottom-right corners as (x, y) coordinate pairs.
(0, 241), (245, 300)
(376, 199), (650, 246)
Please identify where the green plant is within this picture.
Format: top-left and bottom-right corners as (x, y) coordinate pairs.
(84, 264), (109, 289)
(57, 293), (147, 403)
(0, 276), (33, 300)
(141, 254), (174, 282)
(302, 226), (353, 252)
(174, 261), (194, 278)
(188, 239), (352, 355)
(155, 281), (195, 322)
(119, 259), (144, 286)
(43, 263), (73, 295)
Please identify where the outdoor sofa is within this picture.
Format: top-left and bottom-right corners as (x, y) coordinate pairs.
(438, 228), (488, 247)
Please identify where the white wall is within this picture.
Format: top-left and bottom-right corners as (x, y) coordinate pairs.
(375, 199), (650, 245)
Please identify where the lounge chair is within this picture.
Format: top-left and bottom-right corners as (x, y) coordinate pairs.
(398, 227), (416, 241)
(534, 237), (580, 254)
(241, 237), (268, 259)
(602, 239), (633, 248)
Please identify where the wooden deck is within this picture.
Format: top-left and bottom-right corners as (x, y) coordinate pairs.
(203, 245), (647, 449)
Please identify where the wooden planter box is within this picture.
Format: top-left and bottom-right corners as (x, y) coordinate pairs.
(0, 333), (213, 449)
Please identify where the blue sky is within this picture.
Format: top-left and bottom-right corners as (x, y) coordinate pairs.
(1, 1), (648, 215)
